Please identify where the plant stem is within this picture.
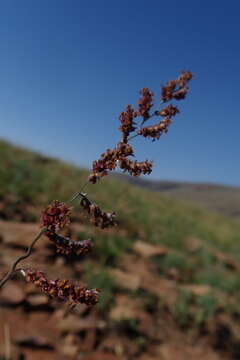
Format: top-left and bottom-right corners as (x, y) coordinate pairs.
(0, 228), (46, 288)
(68, 179), (89, 203)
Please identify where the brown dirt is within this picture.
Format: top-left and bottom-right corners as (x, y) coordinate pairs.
(0, 221), (238, 360)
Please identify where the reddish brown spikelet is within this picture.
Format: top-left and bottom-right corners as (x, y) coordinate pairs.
(41, 200), (71, 232)
(46, 232), (93, 255)
(88, 172), (99, 184)
(80, 196), (117, 229)
(25, 269), (99, 306)
(89, 142), (134, 183)
(161, 70), (193, 102)
(89, 138), (153, 181)
(119, 158), (152, 176)
(137, 87), (154, 120)
(119, 104), (137, 142)
(158, 104), (179, 117)
(138, 118), (172, 140)
(115, 142), (134, 157)
(172, 87), (188, 100)
(177, 70), (193, 87)
(161, 80), (177, 102)
(92, 159), (109, 177)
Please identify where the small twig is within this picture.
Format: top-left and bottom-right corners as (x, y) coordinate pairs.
(127, 133), (140, 142)
(79, 192), (92, 203)
(0, 228), (46, 288)
(68, 179), (89, 203)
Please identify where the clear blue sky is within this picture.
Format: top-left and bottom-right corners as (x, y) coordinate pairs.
(0, 0), (239, 185)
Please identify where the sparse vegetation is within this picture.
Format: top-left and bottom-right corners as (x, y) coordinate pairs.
(172, 289), (192, 327)
(84, 263), (116, 311)
(194, 293), (219, 326)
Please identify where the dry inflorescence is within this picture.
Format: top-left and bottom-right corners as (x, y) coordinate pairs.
(47, 232), (93, 256)
(89, 70), (192, 183)
(41, 200), (71, 233)
(0, 70), (192, 308)
(24, 269), (99, 306)
(79, 194), (117, 229)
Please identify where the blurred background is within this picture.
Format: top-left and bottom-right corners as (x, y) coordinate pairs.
(0, 1), (240, 359)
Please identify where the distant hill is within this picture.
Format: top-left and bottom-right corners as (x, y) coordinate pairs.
(114, 174), (240, 219)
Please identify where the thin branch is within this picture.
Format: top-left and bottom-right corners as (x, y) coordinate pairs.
(128, 133), (140, 142)
(68, 179), (89, 203)
(0, 228), (46, 288)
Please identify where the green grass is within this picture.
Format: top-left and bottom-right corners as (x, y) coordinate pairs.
(172, 289), (193, 327)
(93, 233), (133, 266)
(172, 290), (219, 328)
(84, 262), (116, 312)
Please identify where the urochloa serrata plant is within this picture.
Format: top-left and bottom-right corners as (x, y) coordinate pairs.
(0, 70), (193, 309)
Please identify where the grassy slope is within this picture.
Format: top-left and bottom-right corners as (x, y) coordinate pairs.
(1, 139), (239, 251)
(1, 139), (240, 324)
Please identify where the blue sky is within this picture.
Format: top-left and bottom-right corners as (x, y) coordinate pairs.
(0, 0), (239, 185)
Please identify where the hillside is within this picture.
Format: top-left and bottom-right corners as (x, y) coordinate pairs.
(1, 139), (240, 360)
(115, 175), (240, 219)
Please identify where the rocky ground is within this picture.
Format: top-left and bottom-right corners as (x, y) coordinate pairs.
(1, 220), (240, 360)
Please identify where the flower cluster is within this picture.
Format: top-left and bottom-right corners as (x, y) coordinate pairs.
(137, 72), (192, 141)
(161, 70), (192, 102)
(40, 198), (95, 256)
(138, 117), (172, 140)
(89, 144), (152, 182)
(36, 200), (98, 304)
(91, 142), (133, 177)
(41, 200), (71, 233)
(118, 85), (161, 141)
(89, 70), (192, 182)
(156, 104), (179, 117)
(89, 142), (136, 183)
(137, 87), (153, 120)
(47, 232), (93, 255)
(118, 158), (152, 176)
(119, 105), (137, 142)
(24, 269), (99, 306)
(80, 195), (116, 229)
